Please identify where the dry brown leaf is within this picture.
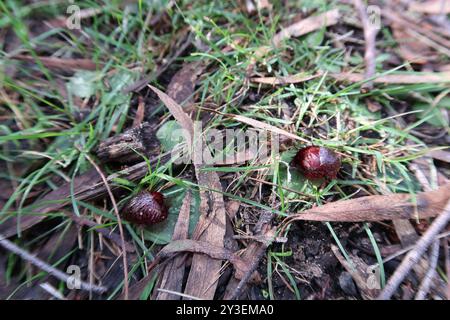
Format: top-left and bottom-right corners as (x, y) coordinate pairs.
(283, 183), (450, 224)
(382, 9), (450, 56)
(167, 61), (206, 111)
(131, 96), (145, 128)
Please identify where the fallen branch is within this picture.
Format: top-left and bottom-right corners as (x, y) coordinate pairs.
(0, 233), (107, 293)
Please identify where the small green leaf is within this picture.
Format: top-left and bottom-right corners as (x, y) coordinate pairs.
(143, 187), (200, 244)
(156, 120), (184, 151)
(67, 71), (99, 98)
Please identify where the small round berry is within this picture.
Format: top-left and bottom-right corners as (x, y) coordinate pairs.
(121, 191), (168, 225)
(293, 146), (341, 180)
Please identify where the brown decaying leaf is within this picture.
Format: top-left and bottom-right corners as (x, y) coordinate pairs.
(283, 183), (450, 224)
(11, 55), (98, 71)
(272, 9), (340, 47)
(155, 191), (192, 300)
(148, 85), (194, 137)
(382, 10), (450, 56)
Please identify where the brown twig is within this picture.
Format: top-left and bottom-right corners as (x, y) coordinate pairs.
(377, 199), (450, 300)
(415, 240), (440, 300)
(0, 233), (106, 293)
(443, 237), (450, 300)
(83, 153), (129, 300)
(228, 227), (276, 300)
(353, 0), (379, 92)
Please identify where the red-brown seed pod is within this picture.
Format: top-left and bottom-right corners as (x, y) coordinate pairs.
(293, 146), (341, 180)
(121, 191), (168, 226)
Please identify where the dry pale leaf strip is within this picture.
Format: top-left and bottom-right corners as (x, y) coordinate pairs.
(427, 149), (450, 163)
(284, 183), (450, 223)
(148, 85), (194, 137)
(155, 191), (192, 300)
(251, 73), (319, 85)
(330, 71), (450, 84)
(184, 169), (227, 299)
(148, 85), (227, 299)
(231, 114), (308, 143)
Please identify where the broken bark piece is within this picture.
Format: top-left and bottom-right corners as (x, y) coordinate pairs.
(96, 123), (159, 163)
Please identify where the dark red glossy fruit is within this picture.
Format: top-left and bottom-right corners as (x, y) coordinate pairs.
(293, 146), (341, 180)
(122, 191), (168, 225)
